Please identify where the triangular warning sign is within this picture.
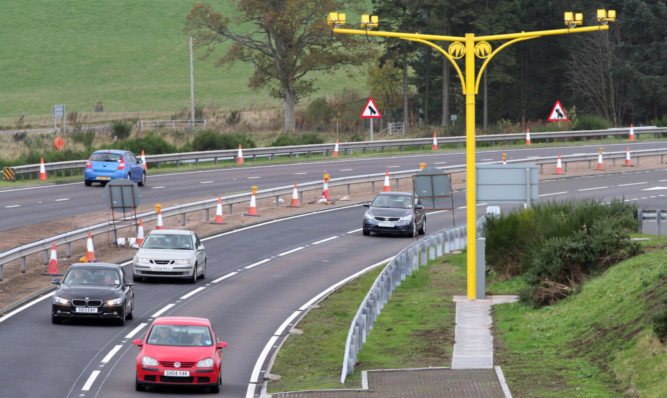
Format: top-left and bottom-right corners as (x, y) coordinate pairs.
(360, 97), (382, 119)
(548, 100), (569, 122)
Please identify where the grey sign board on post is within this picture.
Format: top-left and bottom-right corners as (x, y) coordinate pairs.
(103, 179), (141, 213)
(476, 163), (538, 205)
(413, 168), (453, 211)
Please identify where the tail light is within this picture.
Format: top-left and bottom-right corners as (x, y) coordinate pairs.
(117, 158), (126, 170)
(86, 157), (92, 169)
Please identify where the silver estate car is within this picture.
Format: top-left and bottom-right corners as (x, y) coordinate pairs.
(132, 229), (207, 283)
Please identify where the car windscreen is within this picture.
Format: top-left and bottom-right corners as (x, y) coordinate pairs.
(91, 153), (123, 162)
(64, 268), (120, 286)
(372, 195), (413, 209)
(148, 325), (212, 346)
(143, 234), (193, 250)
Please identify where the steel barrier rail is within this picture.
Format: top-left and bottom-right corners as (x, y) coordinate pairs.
(638, 209), (666, 236)
(8, 128), (667, 180)
(1, 149), (666, 280)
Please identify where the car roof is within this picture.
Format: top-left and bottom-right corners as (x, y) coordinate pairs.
(152, 316), (212, 327)
(375, 192), (414, 197)
(92, 149), (129, 155)
(146, 229), (192, 236)
(69, 262), (122, 271)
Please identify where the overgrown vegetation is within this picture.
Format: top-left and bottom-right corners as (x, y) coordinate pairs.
(270, 133), (324, 147)
(111, 120), (134, 140)
(483, 199), (641, 307)
(190, 130), (256, 151)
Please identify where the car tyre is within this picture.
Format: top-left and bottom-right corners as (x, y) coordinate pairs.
(408, 221), (417, 238)
(362, 229), (371, 236)
(190, 266), (198, 284)
(126, 301), (134, 320)
(200, 260), (206, 280)
(418, 218), (426, 235)
(84, 180), (92, 187)
(138, 172), (146, 186)
(116, 312), (126, 327)
(210, 369), (222, 393)
(52, 316), (62, 325)
(133, 274), (142, 283)
(135, 378), (145, 392)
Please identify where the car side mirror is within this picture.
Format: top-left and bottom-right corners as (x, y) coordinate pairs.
(218, 341), (228, 349)
(126, 281), (134, 287)
(363, 203), (370, 207)
(51, 278), (61, 285)
(132, 339), (143, 347)
(415, 205), (425, 210)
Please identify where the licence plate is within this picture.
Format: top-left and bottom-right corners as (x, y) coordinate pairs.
(96, 176), (111, 180)
(151, 265), (173, 272)
(75, 307), (98, 313)
(378, 222), (394, 227)
(164, 370), (190, 377)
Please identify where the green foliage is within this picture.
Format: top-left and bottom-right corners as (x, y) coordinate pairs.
(111, 120), (134, 140)
(574, 114), (612, 131)
(191, 130), (256, 151)
(226, 110), (241, 126)
(303, 97), (333, 128)
(71, 130), (96, 150)
(271, 133), (324, 147)
(653, 297), (667, 343)
(112, 134), (176, 155)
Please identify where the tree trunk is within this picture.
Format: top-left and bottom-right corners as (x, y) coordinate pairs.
(284, 89), (296, 131)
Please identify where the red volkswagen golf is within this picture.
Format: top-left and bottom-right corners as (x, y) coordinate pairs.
(133, 316), (228, 393)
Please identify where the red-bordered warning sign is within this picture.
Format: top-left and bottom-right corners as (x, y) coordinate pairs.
(548, 100), (569, 122)
(360, 97), (382, 119)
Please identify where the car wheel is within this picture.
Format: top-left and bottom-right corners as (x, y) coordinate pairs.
(126, 300), (134, 320)
(362, 229), (371, 236)
(408, 221), (417, 238)
(133, 274), (142, 282)
(135, 377), (145, 392)
(52, 316), (62, 325)
(84, 180), (92, 187)
(200, 260), (206, 280)
(210, 369), (221, 393)
(418, 218), (426, 235)
(116, 311), (126, 326)
(190, 266), (198, 284)
(138, 172), (146, 186)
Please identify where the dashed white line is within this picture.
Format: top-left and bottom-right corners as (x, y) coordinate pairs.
(55, 198), (69, 202)
(152, 303), (175, 318)
(244, 259), (270, 270)
(4, 204), (20, 208)
(151, 186), (165, 190)
(578, 186), (608, 192)
(294, 172), (308, 175)
(481, 158), (494, 161)
(200, 181), (214, 184)
(347, 228), (362, 234)
(339, 168), (353, 171)
(213, 272), (238, 283)
(101, 345), (123, 363)
(313, 236), (338, 245)
(387, 165), (401, 168)
(618, 182), (647, 187)
(434, 161), (448, 165)
(278, 247), (304, 256)
(180, 287), (206, 300)
(539, 191), (568, 197)
(248, 176), (261, 179)
(125, 322), (148, 339)
(82, 370), (100, 391)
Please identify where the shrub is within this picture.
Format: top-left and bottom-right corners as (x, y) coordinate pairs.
(305, 97), (333, 127)
(226, 110), (241, 126)
(72, 130), (95, 149)
(111, 120), (133, 140)
(192, 130), (256, 151)
(653, 297), (667, 343)
(113, 134), (176, 155)
(573, 114), (612, 130)
(271, 133), (324, 147)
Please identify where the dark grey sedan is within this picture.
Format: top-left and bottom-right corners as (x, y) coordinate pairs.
(362, 192), (426, 237)
(51, 263), (134, 326)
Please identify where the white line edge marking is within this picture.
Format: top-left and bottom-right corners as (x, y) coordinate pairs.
(55, 198), (70, 202)
(275, 311), (302, 336)
(278, 246), (304, 256)
(347, 228), (362, 234)
(101, 345), (123, 363)
(82, 370), (100, 391)
(250, 335), (278, 383)
(125, 322), (148, 339)
(245, 259), (270, 269)
(618, 182), (647, 187)
(539, 191), (568, 197)
(0, 292), (53, 323)
(246, 383), (258, 398)
(151, 186), (165, 190)
(152, 303), (175, 318)
(212, 271), (238, 283)
(578, 186), (608, 192)
(200, 181), (214, 184)
(180, 287), (206, 300)
(4, 204), (20, 208)
(313, 236), (338, 245)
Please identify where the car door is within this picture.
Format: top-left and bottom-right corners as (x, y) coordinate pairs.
(125, 152), (142, 182)
(194, 233), (206, 266)
(121, 268), (134, 308)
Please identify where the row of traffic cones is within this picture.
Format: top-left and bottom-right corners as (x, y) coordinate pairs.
(42, 231), (98, 276)
(550, 147), (634, 175)
(524, 126), (636, 146)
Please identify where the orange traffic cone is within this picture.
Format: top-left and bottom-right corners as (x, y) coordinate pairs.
(141, 150), (147, 170)
(42, 242), (62, 276)
(624, 147), (633, 167)
(555, 155), (563, 174)
(322, 174), (330, 201)
(502, 153), (507, 165)
(383, 170), (391, 192)
(289, 183), (300, 207)
(597, 148), (604, 171)
(332, 139), (339, 157)
(245, 186), (260, 216)
(629, 124), (635, 141)
(211, 197), (226, 224)
(236, 144), (244, 164)
(432, 132), (438, 150)
(86, 231), (97, 262)
(525, 129), (531, 145)
(39, 158), (47, 180)
(156, 210), (164, 229)
(420, 163), (426, 170)
(136, 219), (145, 246)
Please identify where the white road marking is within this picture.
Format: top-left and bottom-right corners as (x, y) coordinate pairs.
(250, 335), (278, 383)
(0, 293), (53, 323)
(294, 172), (308, 175)
(313, 236), (338, 245)
(578, 186), (608, 192)
(244, 259), (270, 270)
(212, 272), (238, 283)
(55, 198), (69, 202)
(101, 345), (123, 363)
(618, 182), (647, 187)
(247, 176), (261, 179)
(642, 186), (667, 191)
(151, 186), (165, 190)
(481, 158), (494, 161)
(200, 181), (214, 184)
(152, 303), (175, 318)
(82, 370), (100, 391)
(246, 383), (258, 398)
(434, 161), (448, 165)
(278, 247), (304, 256)
(4, 204), (20, 208)
(180, 287), (206, 299)
(539, 191), (568, 197)
(275, 311), (302, 335)
(387, 165), (400, 168)
(339, 168), (353, 171)
(347, 228), (362, 234)
(125, 323), (148, 339)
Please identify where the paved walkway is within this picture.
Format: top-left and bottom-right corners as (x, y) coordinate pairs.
(265, 295), (518, 397)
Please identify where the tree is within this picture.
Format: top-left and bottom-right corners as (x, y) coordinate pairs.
(184, 1), (370, 131)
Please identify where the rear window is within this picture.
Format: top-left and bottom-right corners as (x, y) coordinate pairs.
(91, 153), (123, 162)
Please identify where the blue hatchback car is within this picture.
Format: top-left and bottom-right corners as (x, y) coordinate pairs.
(85, 150), (146, 187)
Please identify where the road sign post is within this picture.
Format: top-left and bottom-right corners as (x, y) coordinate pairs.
(360, 97), (382, 141)
(53, 104), (66, 132)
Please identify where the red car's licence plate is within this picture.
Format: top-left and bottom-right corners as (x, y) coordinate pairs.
(164, 370), (190, 377)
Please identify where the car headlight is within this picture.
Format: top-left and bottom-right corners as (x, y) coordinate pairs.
(363, 211), (374, 220)
(399, 214), (414, 222)
(53, 296), (70, 305)
(134, 257), (150, 265)
(174, 259), (190, 265)
(141, 356), (158, 366)
(106, 298), (123, 306)
(196, 358), (214, 368)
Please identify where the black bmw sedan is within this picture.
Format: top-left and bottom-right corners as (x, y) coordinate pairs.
(362, 192), (426, 237)
(51, 263), (134, 326)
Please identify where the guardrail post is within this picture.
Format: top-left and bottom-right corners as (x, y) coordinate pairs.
(181, 214), (186, 226)
(638, 208), (643, 233)
(436, 232), (443, 257)
(371, 181), (375, 192)
(420, 240), (427, 266)
(21, 257), (27, 273)
(429, 236), (436, 260)
(275, 195), (280, 207)
(205, 208), (210, 221)
(66, 242), (71, 258)
(658, 209), (662, 236)
(0, 265), (3, 281)
(43, 248), (49, 265)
